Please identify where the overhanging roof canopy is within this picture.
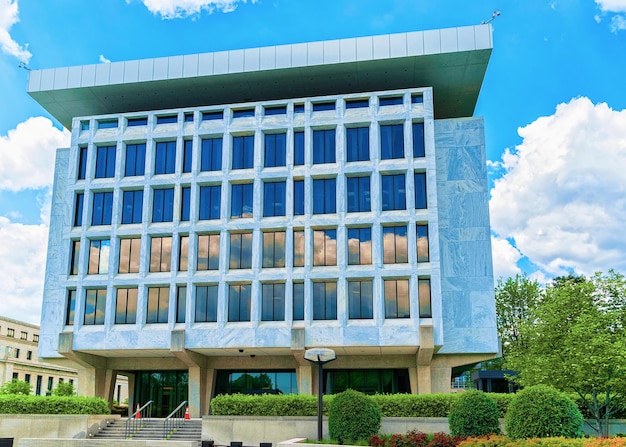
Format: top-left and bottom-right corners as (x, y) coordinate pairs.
(28, 24), (492, 129)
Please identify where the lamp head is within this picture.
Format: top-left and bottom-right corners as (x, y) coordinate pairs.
(304, 348), (336, 363)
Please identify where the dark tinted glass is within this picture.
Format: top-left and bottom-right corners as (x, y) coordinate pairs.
(346, 127), (369, 162)
(294, 131), (304, 166)
(414, 173), (427, 209)
(412, 123), (425, 158)
(199, 185), (221, 220)
(201, 137), (223, 172)
(183, 140), (193, 173)
(380, 124), (404, 159)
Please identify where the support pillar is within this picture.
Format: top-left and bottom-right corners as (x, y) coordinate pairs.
(416, 325), (434, 394)
(188, 366), (207, 417)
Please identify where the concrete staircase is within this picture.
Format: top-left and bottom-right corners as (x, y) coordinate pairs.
(94, 418), (202, 443)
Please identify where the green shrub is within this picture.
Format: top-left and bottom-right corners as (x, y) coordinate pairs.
(51, 382), (75, 397)
(328, 389), (381, 444)
(0, 395), (109, 414)
(505, 385), (583, 439)
(210, 393), (332, 416)
(448, 390), (500, 437)
(0, 379), (33, 395)
(371, 393), (457, 418)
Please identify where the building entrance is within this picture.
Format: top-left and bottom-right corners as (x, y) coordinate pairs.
(135, 371), (188, 417)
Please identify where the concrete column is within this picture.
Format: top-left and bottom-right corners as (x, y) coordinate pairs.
(94, 368), (118, 408)
(431, 366), (452, 394)
(127, 373), (136, 417)
(417, 365), (432, 394)
(188, 366), (207, 417)
(297, 364), (313, 395)
(206, 368), (216, 414)
(76, 367), (96, 396)
(408, 367), (417, 394)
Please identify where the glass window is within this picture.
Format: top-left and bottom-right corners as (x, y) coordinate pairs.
(313, 229), (337, 266)
(197, 234), (220, 271)
(88, 239), (110, 274)
(313, 102), (335, 112)
(95, 146), (116, 178)
(201, 137), (222, 172)
(65, 290), (76, 325)
(125, 143), (146, 177)
(263, 231), (286, 268)
(262, 283), (285, 321)
(287, 229), (303, 269)
(150, 236), (172, 272)
(294, 103), (305, 113)
(293, 283), (304, 321)
(312, 178), (336, 214)
(157, 115), (177, 124)
(154, 141), (176, 174)
(264, 133), (286, 167)
(147, 287), (169, 323)
(231, 183), (253, 219)
(181, 186), (190, 221)
(381, 174), (406, 211)
(199, 185), (221, 220)
(69, 240), (80, 275)
(177, 286), (187, 323)
(6, 328), (14, 337)
(179, 235), (189, 271)
(294, 180), (304, 215)
(98, 119), (117, 129)
(183, 140), (193, 173)
(380, 124), (404, 160)
(312, 129), (335, 164)
(78, 147), (88, 180)
(263, 181), (286, 217)
(414, 173), (427, 209)
(383, 225), (408, 264)
(195, 285), (218, 322)
(33, 334), (38, 343)
(115, 288), (137, 324)
(80, 120), (89, 131)
(122, 190), (143, 224)
(74, 193), (84, 226)
(345, 99), (369, 109)
(229, 232), (252, 269)
(20, 331), (27, 340)
(92, 191), (113, 225)
(232, 135), (254, 169)
(313, 281), (337, 320)
(347, 228), (372, 265)
(384, 279), (410, 319)
(127, 117), (147, 127)
(417, 225), (429, 263)
(411, 93), (424, 104)
(412, 123), (425, 158)
(118, 238), (141, 274)
(347, 176), (371, 212)
(419, 279), (432, 318)
(379, 96), (404, 106)
(84, 288), (106, 325)
(152, 188), (174, 222)
(294, 131), (304, 166)
(233, 108), (254, 118)
(202, 111), (223, 121)
(228, 284), (251, 322)
(265, 105), (286, 116)
(346, 127), (369, 162)
(348, 280), (373, 319)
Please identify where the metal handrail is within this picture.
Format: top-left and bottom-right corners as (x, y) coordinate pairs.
(163, 400), (188, 440)
(124, 400), (154, 439)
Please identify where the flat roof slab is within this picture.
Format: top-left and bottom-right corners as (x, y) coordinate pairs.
(28, 24), (492, 128)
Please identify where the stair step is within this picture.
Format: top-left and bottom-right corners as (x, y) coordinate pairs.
(93, 418), (202, 441)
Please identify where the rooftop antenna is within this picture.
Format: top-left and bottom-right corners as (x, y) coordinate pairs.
(18, 62), (31, 71)
(482, 10), (501, 24)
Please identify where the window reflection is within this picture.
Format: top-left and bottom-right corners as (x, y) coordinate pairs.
(115, 288), (137, 324)
(419, 279), (432, 318)
(381, 174), (406, 211)
(262, 283), (285, 321)
(380, 124), (404, 159)
(346, 176), (370, 213)
(230, 233), (253, 269)
(177, 286), (187, 323)
(264, 133), (286, 167)
(347, 228), (372, 265)
(88, 239), (110, 274)
(263, 181), (286, 217)
(119, 238), (141, 273)
(179, 236), (189, 271)
(231, 183), (253, 218)
(348, 280), (373, 319)
(263, 232), (286, 268)
(312, 178), (336, 214)
(346, 127), (369, 162)
(313, 229), (337, 266)
(150, 236), (172, 272)
(201, 137), (222, 172)
(383, 226), (408, 264)
(313, 129), (336, 164)
(417, 225), (429, 263)
(313, 281), (337, 320)
(293, 283), (304, 321)
(414, 173), (427, 209)
(293, 230), (305, 267)
(84, 288), (106, 325)
(228, 283), (251, 322)
(195, 285), (218, 322)
(197, 234), (220, 270)
(384, 279), (410, 319)
(147, 286), (169, 323)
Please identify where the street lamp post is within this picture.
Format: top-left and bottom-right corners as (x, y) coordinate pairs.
(304, 348), (336, 441)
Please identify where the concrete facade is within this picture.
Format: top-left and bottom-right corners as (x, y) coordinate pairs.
(29, 25), (497, 417)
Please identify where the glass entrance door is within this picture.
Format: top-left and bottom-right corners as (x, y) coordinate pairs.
(135, 370), (188, 417)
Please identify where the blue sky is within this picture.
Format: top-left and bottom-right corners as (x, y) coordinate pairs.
(1, 0), (625, 323)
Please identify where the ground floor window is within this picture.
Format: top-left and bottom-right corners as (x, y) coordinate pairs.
(325, 369), (410, 394)
(135, 370), (188, 418)
(215, 370), (298, 395)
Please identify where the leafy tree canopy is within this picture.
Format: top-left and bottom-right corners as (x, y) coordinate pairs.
(0, 379), (33, 395)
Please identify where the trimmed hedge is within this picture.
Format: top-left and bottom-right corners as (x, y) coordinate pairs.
(459, 436), (626, 447)
(328, 390), (381, 444)
(448, 391), (500, 437)
(210, 392), (514, 418)
(0, 395), (110, 414)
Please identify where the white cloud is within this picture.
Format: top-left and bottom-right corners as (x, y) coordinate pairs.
(99, 54), (111, 63)
(490, 97), (626, 277)
(0, 216), (48, 324)
(0, 0), (31, 62)
(610, 14), (626, 31)
(490, 236), (523, 280)
(0, 116), (70, 192)
(140, 0), (257, 19)
(595, 0), (626, 13)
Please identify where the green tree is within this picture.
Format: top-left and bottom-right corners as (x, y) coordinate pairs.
(495, 274), (542, 358)
(0, 379), (33, 395)
(51, 381), (76, 396)
(505, 271), (626, 437)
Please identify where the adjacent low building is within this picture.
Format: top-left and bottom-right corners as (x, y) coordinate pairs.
(29, 24), (498, 417)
